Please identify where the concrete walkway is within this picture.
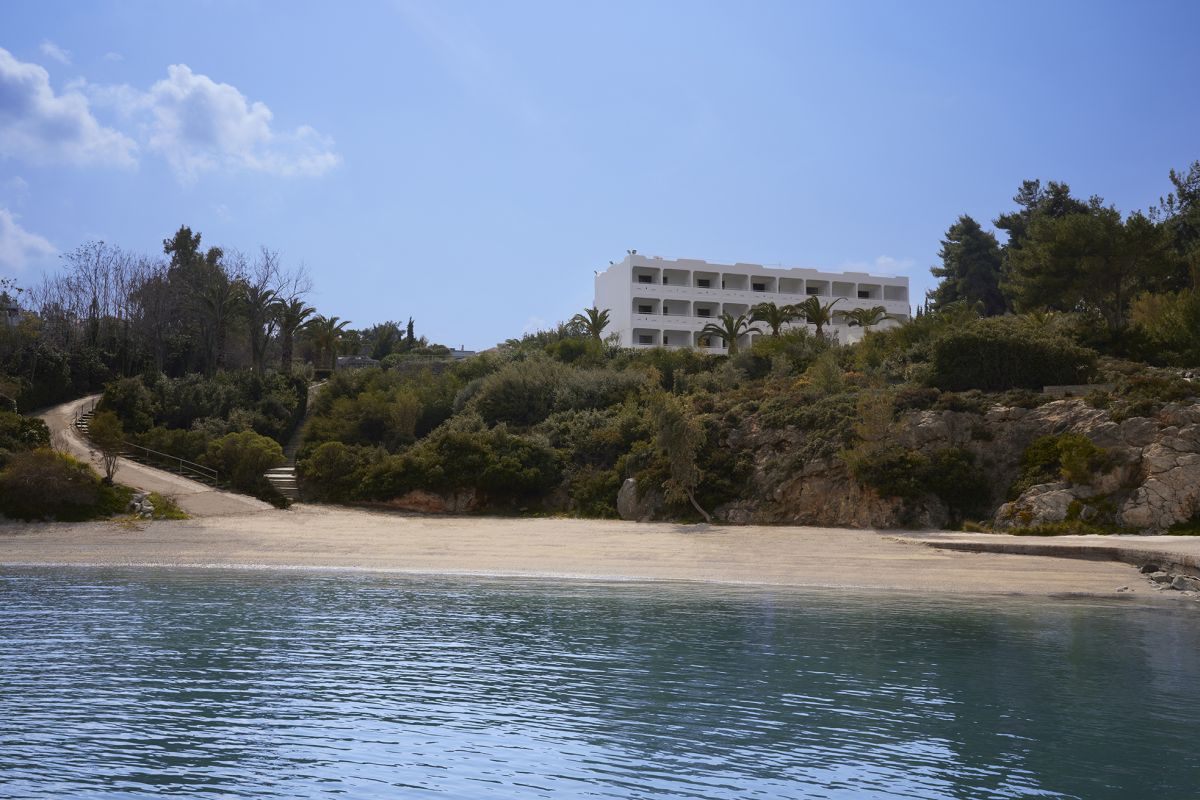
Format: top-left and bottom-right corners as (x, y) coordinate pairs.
(40, 395), (273, 518)
(897, 531), (1200, 575)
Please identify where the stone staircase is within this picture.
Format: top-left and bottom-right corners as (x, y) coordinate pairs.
(263, 465), (300, 501)
(262, 381), (324, 503)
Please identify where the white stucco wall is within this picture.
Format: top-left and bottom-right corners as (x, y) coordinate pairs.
(593, 254), (910, 350)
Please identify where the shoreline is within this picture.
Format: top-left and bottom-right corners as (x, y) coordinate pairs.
(1, 504), (1190, 601)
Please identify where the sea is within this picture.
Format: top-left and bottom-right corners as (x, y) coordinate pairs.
(1, 568), (1196, 799)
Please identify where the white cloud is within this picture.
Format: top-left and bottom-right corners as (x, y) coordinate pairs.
(522, 316), (549, 335)
(102, 51), (123, 62)
(0, 47), (137, 167)
(871, 255), (916, 275)
(39, 40), (72, 65)
(116, 64), (340, 182)
(2, 175), (30, 201)
(0, 208), (56, 271)
(838, 255), (917, 277)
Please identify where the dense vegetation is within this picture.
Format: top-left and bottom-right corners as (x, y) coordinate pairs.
(0, 409), (182, 521)
(4, 162), (1200, 527)
(292, 163), (1200, 525)
(0, 226), (439, 411)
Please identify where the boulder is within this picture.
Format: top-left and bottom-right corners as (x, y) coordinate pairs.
(617, 478), (663, 522)
(994, 482), (1076, 530)
(388, 489), (448, 513)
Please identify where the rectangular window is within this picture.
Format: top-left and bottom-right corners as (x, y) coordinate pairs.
(638, 304), (652, 314)
(662, 276), (669, 285)
(858, 290), (870, 299)
(806, 286), (820, 295)
(697, 279), (710, 288)
(637, 275), (651, 284)
(663, 335), (669, 345)
(638, 334), (653, 345)
(662, 304), (669, 314)
(697, 308), (712, 317)
(753, 282), (766, 292)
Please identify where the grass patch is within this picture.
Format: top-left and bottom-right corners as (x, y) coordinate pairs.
(1166, 515), (1200, 536)
(1008, 520), (1136, 536)
(147, 492), (188, 520)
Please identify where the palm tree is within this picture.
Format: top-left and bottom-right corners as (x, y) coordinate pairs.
(836, 305), (898, 330)
(192, 273), (240, 376)
(276, 298), (316, 373)
(750, 302), (800, 336)
(795, 296), (841, 337)
(306, 314), (351, 371)
(241, 282), (278, 373)
(699, 312), (762, 355)
(570, 306), (611, 340)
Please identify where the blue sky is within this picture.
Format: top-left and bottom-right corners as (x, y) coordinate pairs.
(1, 0), (1198, 349)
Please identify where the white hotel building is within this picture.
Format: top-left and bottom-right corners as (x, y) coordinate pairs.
(594, 254), (911, 351)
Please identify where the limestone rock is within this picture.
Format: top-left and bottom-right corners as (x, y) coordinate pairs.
(388, 490), (447, 513)
(125, 491), (155, 518)
(994, 482), (1076, 530)
(768, 459), (949, 529)
(617, 478), (662, 522)
(1118, 426), (1200, 532)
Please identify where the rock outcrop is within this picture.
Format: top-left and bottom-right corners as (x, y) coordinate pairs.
(617, 478), (662, 522)
(707, 396), (1200, 533)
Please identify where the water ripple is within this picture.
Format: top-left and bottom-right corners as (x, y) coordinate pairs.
(0, 569), (1197, 799)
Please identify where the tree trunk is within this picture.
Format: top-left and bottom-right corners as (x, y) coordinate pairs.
(685, 488), (712, 524)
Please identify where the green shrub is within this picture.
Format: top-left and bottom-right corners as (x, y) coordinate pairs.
(1058, 435), (1112, 484)
(102, 371), (308, 444)
(933, 391), (988, 414)
(0, 449), (103, 521)
(134, 426), (210, 463)
(202, 431), (285, 494)
(297, 442), (375, 502)
(553, 368), (648, 412)
(355, 416), (561, 506)
(924, 448), (991, 523)
(892, 386), (940, 412)
(848, 449), (930, 500)
(100, 376), (156, 433)
(0, 411), (50, 452)
(848, 446), (991, 524)
(930, 318), (1096, 392)
(1166, 514), (1200, 536)
(1010, 434), (1111, 498)
(147, 492), (188, 520)
(759, 390), (858, 464)
(470, 358), (564, 427)
(565, 464), (622, 517)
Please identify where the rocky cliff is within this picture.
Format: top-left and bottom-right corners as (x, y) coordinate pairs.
(697, 397), (1200, 533)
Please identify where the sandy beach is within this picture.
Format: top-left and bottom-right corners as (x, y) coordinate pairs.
(0, 504), (1184, 598)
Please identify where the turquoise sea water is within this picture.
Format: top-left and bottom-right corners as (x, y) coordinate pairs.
(0, 569), (1197, 799)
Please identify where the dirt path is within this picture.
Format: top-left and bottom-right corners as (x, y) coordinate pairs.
(40, 396), (273, 518)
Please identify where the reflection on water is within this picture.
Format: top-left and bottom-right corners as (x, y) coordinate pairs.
(0, 569), (1197, 799)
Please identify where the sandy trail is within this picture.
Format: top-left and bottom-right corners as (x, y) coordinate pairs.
(0, 506), (1168, 598)
(39, 395), (272, 517)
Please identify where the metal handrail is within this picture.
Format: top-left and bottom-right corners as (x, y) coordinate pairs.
(119, 441), (220, 485)
(75, 401), (220, 487)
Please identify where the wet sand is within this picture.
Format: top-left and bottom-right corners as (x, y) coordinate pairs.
(0, 505), (1163, 598)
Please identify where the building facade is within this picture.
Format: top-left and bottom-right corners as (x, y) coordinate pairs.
(594, 254), (910, 350)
